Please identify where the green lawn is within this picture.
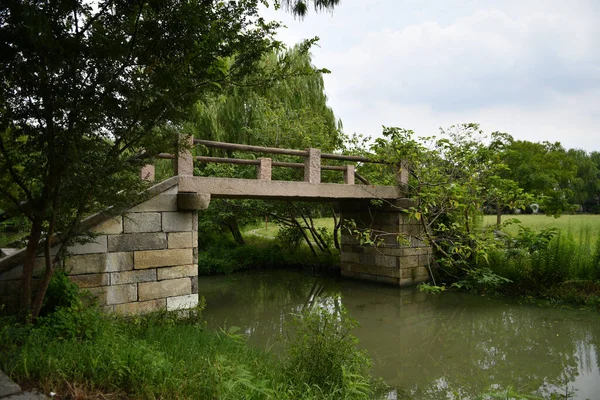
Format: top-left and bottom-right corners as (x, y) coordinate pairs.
(245, 217), (336, 239)
(246, 214), (600, 242)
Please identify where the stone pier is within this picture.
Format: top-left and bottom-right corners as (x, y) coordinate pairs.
(0, 179), (210, 315)
(339, 199), (432, 286)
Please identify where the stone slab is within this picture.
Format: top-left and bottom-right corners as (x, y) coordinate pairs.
(111, 269), (157, 285)
(129, 194), (178, 213)
(177, 193), (210, 211)
(134, 248), (193, 269)
(88, 284), (137, 305)
(68, 235), (108, 255)
(0, 370), (21, 398)
(123, 213), (161, 233)
(167, 232), (193, 249)
(92, 217), (123, 235)
(167, 294), (198, 311)
(138, 278), (191, 301)
(162, 212), (192, 233)
(114, 299), (166, 315)
(65, 252), (133, 275)
(69, 273), (109, 288)
(157, 264), (196, 280)
(108, 233), (167, 252)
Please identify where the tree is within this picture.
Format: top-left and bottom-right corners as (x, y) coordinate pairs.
(566, 149), (600, 212)
(280, 0), (341, 18)
(369, 124), (524, 279)
(0, 0), (281, 319)
(501, 140), (578, 215)
(190, 47), (343, 252)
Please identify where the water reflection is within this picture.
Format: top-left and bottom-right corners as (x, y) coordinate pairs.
(199, 270), (600, 399)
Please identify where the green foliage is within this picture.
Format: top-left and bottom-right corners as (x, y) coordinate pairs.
(38, 270), (82, 317)
(485, 225), (600, 307)
(0, 295), (381, 399)
(0, 0), (282, 316)
(452, 267), (512, 292)
(284, 303), (378, 398)
(198, 235), (339, 275)
(418, 283), (447, 295)
(275, 225), (305, 250)
(370, 124), (521, 280)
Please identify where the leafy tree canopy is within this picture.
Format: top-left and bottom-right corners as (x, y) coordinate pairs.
(0, 0), (283, 318)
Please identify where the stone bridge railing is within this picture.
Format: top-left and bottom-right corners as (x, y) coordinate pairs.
(141, 135), (409, 187)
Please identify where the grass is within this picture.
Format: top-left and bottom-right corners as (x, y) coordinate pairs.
(245, 217), (336, 239)
(483, 214), (600, 243)
(0, 298), (383, 399)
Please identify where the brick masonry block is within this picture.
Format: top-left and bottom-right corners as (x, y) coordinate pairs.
(108, 232), (167, 252)
(167, 232), (193, 249)
(191, 276), (198, 295)
(192, 231), (198, 247)
(166, 294), (198, 311)
(157, 264), (196, 280)
(68, 235), (108, 255)
(65, 252), (133, 275)
(402, 247), (429, 257)
(129, 194), (178, 213)
(111, 269), (157, 285)
(123, 212), (161, 233)
(162, 212), (192, 232)
(92, 217), (123, 235)
(89, 284), (137, 305)
(193, 247), (198, 264)
(69, 273), (109, 288)
(114, 299), (166, 315)
(340, 252), (361, 264)
(134, 248), (193, 269)
(376, 275), (400, 285)
(138, 277), (191, 301)
(399, 255), (419, 269)
(192, 212), (198, 231)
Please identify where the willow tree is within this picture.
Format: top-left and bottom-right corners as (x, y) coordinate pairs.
(281, 0), (341, 18)
(0, 0), (281, 319)
(190, 46), (344, 250)
(191, 45), (342, 152)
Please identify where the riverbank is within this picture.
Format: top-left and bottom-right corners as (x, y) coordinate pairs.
(0, 288), (384, 400)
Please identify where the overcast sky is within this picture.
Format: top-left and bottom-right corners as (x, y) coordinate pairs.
(261, 0), (600, 151)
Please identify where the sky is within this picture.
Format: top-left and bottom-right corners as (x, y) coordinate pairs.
(260, 0), (600, 151)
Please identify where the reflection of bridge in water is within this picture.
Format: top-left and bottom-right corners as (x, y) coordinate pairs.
(0, 137), (431, 315)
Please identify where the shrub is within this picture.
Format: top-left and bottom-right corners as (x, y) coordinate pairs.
(283, 302), (378, 398)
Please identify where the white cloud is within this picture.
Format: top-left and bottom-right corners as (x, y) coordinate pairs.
(262, 1), (600, 151)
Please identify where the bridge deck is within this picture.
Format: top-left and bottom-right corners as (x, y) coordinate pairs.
(179, 176), (402, 201)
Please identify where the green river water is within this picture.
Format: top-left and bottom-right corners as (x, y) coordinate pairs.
(199, 269), (600, 399)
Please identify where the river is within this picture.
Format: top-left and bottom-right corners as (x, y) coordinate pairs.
(198, 269), (600, 399)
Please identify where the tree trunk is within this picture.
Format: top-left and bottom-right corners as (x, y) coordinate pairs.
(496, 203), (502, 228)
(332, 207), (340, 250)
(227, 219), (245, 246)
(20, 215), (43, 317)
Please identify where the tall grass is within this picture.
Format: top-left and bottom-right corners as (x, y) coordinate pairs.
(484, 227), (600, 307)
(0, 297), (381, 399)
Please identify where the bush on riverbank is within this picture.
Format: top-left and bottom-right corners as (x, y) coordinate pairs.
(198, 234), (339, 275)
(481, 226), (600, 307)
(0, 283), (380, 399)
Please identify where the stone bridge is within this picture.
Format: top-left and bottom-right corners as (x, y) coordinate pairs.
(0, 137), (432, 314)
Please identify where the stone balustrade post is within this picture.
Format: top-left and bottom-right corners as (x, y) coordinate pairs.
(174, 134), (194, 176)
(257, 158), (272, 180)
(395, 160), (409, 188)
(304, 148), (321, 184)
(344, 165), (355, 185)
(140, 164), (155, 182)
